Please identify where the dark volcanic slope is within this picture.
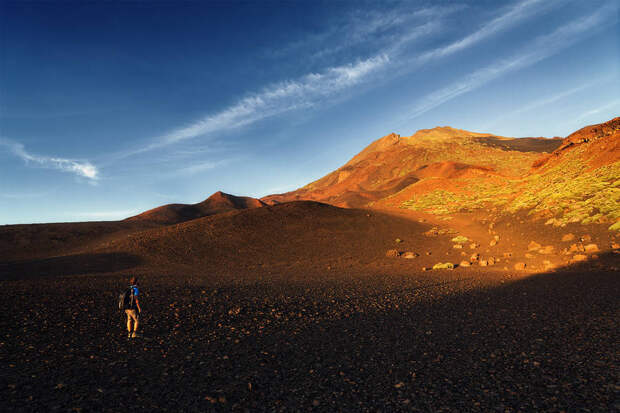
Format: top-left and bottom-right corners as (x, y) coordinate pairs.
(106, 201), (440, 276)
(0, 220), (158, 261)
(1, 253), (618, 412)
(126, 191), (266, 225)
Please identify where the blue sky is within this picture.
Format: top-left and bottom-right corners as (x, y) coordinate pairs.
(0, 0), (618, 224)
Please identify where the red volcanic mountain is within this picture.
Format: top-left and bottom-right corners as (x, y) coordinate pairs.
(262, 126), (563, 208)
(262, 118), (619, 231)
(126, 191), (267, 225)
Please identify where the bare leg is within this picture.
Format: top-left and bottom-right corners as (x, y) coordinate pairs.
(126, 310), (133, 333)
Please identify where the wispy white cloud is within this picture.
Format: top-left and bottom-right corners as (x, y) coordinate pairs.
(114, 0), (574, 161)
(403, 5), (615, 121)
(575, 99), (620, 122)
(416, 0), (558, 64)
(119, 54), (390, 158)
(0, 138), (98, 180)
(267, 5), (460, 62)
(482, 76), (614, 130)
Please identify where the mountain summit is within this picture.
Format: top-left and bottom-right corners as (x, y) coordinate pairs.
(262, 125), (562, 208)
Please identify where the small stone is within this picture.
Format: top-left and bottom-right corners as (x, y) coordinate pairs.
(487, 257), (495, 265)
(490, 239), (497, 247)
(386, 249), (400, 258)
(571, 254), (588, 263)
(433, 262), (454, 270)
(538, 245), (555, 254)
(503, 252), (513, 258)
(395, 238), (403, 243)
(479, 260), (488, 267)
(402, 251), (418, 259)
(528, 241), (542, 251)
(453, 244), (463, 249)
(611, 242), (620, 249)
(470, 243), (479, 249)
(459, 260), (471, 267)
(561, 233), (575, 242)
(580, 234), (592, 242)
(514, 262), (526, 270)
(494, 235), (500, 241)
(584, 243), (599, 253)
(525, 253), (534, 259)
(470, 253), (480, 262)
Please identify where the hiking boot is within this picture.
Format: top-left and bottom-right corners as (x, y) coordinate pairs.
(131, 332), (141, 338)
(128, 332), (132, 338)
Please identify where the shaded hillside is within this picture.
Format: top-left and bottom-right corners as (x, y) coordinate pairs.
(126, 191), (266, 225)
(104, 201), (439, 272)
(0, 220), (159, 261)
(263, 126), (562, 208)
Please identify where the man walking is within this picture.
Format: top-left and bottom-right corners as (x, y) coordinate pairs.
(124, 277), (142, 338)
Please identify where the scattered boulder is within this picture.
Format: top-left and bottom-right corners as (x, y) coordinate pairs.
(584, 243), (599, 253)
(528, 241), (542, 251)
(569, 243), (586, 253)
(571, 254), (588, 263)
(611, 242), (620, 249)
(433, 262), (454, 270)
(479, 260), (488, 267)
(386, 249), (400, 258)
(562, 233), (575, 242)
(538, 245), (555, 254)
(580, 234), (592, 242)
(395, 238), (403, 243)
(494, 235), (500, 241)
(469, 242), (479, 249)
(489, 239), (497, 247)
(470, 253), (480, 262)
(487, 257), (496, 265)
(453, 244), (463, 249)
(459, 260), (471, 267)
(402, 251), (419, 259)
(514, 262), (527, 270)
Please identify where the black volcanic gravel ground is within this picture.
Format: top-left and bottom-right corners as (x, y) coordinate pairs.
(1, 263), (618, 412)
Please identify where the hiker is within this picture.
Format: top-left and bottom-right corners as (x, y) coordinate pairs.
(123, 277), (142, 338)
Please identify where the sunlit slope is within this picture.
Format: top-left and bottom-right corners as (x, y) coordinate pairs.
(394, 118), (620, 230)
(263, 127), (561, 208)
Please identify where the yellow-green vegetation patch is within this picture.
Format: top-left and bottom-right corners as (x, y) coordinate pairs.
(400, 179), (517, 214)
(451, 235), (469, 243)
(609, 221), (620, 232)
(509, 152), (620, 227)
(400, 144), (620, 230)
